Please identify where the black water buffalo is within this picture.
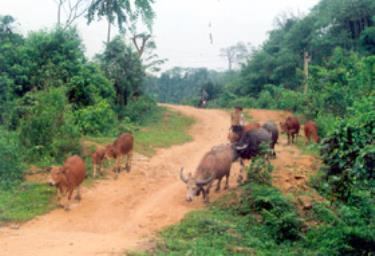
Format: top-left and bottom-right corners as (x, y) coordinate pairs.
(262, 121), (279, 158)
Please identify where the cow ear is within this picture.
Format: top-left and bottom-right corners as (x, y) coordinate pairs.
(60, 167), (66, 174)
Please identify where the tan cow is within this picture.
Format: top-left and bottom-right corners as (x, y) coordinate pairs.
(48, 155), (86, 210)
(91, 147), (106, 177)
(106, 133), (134, 179)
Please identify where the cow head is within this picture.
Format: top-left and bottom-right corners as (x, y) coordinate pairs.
(180, 168), (213, 202)
(279, 122), (287, 133)
(47, 166), (65, 186)
(105, 144), (116, 159)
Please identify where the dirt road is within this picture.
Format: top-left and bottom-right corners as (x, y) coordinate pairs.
(0, 106), (319, 256)
(0, 105), (237, 256)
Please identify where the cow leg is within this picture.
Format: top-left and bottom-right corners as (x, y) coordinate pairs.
(237, 159), (245, 184)
(224, 173), (230, 190)
(215, 178), (222, 192)
(64, 188), (74, 211)
(74, 186), (81, 201)
(93, 164), (97, 178)
(114, 156), (121, 179)
(202, 189), (209, 204)
(125, 151), (133, 172)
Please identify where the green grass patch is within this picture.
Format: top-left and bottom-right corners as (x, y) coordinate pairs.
(86, 107), (195, 157)
(294, 137), (320, 157)
(0, 183), (56, 224)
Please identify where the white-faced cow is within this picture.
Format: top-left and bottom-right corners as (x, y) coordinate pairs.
(180, 144), (238, 204)
(48, 155), (86, 210)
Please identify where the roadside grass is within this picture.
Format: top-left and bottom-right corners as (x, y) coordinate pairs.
(85, 107), (195, 157)
(294, 137), (320, 157)
(0, 183), (55, 224)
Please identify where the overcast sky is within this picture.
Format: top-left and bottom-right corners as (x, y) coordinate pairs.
(0, 0), (319, 71)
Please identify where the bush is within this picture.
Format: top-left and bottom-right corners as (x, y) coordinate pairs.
(320, 96), (375, 201)
(0, 128), (24, 188)
(74, 100), (117, 135)
(246, 156), (273, 185)
(122, 96), (157, 124)
(19, 88), (80, 163)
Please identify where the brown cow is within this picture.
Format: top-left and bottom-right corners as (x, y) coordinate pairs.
(106, 133), (134, 179)
(227, 122), (261, 143)
(280, 116), (300, 144)
(92, 147), (106, 177)
(304, 121), (319, 144)
(48, 155), (86, 210)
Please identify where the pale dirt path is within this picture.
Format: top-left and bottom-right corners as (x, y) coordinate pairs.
(0, 105), (241, 256)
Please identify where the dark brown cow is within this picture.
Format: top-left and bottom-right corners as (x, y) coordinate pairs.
(304, 121), (319, 144)
(48, 155), (86, 210)
(106, 133), (134, 178)
(92, 147), (106, 177)
(280, 116), (300, 144)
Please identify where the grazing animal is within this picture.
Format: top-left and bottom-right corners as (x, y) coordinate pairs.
(262, 121), (279, 158)
(234, 127), (273, 181)
(228, 122), (261, 143)
(280, 116), (300, 144)
(48, 155), (86, 210)
(180, 144), (238, 203)
(304, 121), (319, 143)
(106, 133), (134, 178)
(92, 148), (107, 177)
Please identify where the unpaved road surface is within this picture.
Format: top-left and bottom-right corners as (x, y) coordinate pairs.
(0, 105), (238, 256)
(0, 106), (319, 256)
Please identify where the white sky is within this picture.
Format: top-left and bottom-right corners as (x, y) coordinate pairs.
(0, 0), (319, 72)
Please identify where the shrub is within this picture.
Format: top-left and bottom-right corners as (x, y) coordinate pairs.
(320, 96), (375, 201)
(122, 96), (157, 124)
(19, 88), (80, 163)
(246, 156), (273, 185)
(74, 100), (117, 135)
(0, 128), (24, 188)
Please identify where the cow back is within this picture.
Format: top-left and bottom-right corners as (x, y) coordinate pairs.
(235, 128), (272, 159)
(63, 155), (86, 188)
(114, 133), (134, 155)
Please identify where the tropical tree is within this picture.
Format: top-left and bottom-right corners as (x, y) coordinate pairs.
(96, 36), (144, 117)
(86, 0), (155, 43)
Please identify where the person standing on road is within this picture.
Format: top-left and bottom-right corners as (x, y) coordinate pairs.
(231, 106), (245, 128)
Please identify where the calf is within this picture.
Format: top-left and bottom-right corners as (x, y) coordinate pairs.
(180, 144), (238, 203)
(48, 155), (86, 210)
(304, 121), (319, 144)
(92, 147), (106, 177)
(106, 133), (134, 179)
(280, 116), (300, 144)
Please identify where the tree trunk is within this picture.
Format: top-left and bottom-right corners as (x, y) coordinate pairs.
(107, 19), (111, 43)
(57, 1), (62, 26)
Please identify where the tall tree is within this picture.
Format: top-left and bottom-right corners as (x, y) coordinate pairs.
(220, 42), (252, 71)
(87, 0), (155, 43)
(54, 0), (92, 29)
(96, 36), (144, 116)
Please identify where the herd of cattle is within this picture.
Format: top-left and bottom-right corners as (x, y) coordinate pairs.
(47, 114), (319, 210)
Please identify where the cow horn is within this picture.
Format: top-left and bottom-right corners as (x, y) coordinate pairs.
(236, 144), (247, 150)
(180, 168), (188, 183)
(196, 176), (213, 186)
